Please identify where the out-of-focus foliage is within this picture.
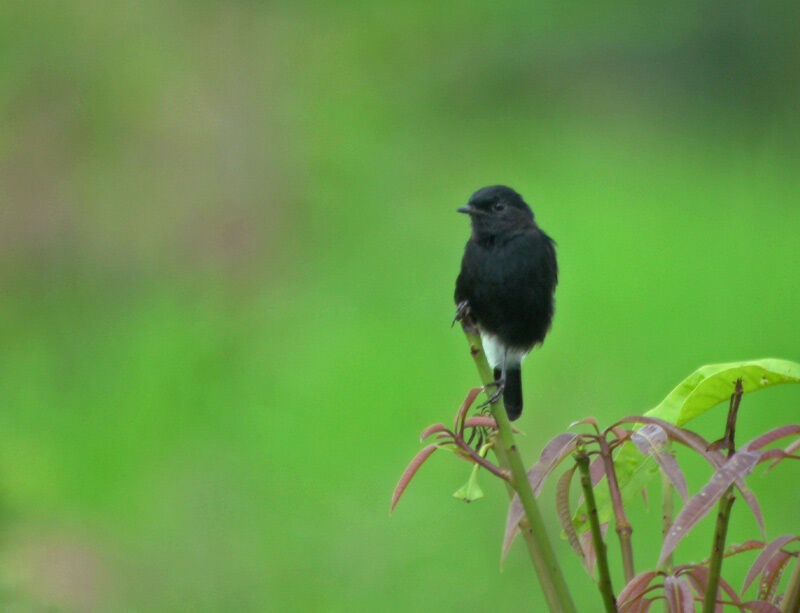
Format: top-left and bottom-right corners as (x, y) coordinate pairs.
(1, 1), (799, 610)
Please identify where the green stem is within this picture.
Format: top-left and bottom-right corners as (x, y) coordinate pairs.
(780, 553), (800, 613)
(462, 327), (576, 613)
(491, 434), (549, 567)
(702, 488), (735, 613)
(575, 450), (617, 613)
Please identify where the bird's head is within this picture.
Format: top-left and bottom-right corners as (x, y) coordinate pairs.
(457, 185), (534, 241)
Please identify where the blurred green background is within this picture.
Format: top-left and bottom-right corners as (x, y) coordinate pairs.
(2, 1), (799, 610)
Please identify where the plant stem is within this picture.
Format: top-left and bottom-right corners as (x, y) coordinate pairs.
(660, 449), (674, 573)
(490, 436), (571, 604)
(598, 436), (635, 583)
(702, 489), (735, 613)
(702, 379), (742, 613)
(660, 451), (674, 613)
(491, 435), (548, 566)
(452, 436), (511, 480)
(575, 449), (617, 613)
(781, 553), (800, 613)
(462, 326), (577, 613)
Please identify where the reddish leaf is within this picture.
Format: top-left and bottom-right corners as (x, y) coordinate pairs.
(502, 510), (522, 562)
(502, 432), (578, 560)
(578, 529), (594, 576)
(631, 424), (689, 502)
(462, 416), (495, 429)
(501, 506), (522, 561)
(743, 534), (800, 594)
(735, 479), (765, 538)
(679, 564), (743, 611)
(717, 574), (744, 606)
(757, 448), (793, 463)
(742, 601), (782, 612)
(766, 438), (800, 472)
(758, 448), (800, 470)
(680, 567), (715, 612)
(610, 426), (633, 440)
(419, 423), (449, 441)
(614, 416), (748, 537)
(555, 464), (583, 560)
(630, 598), (656, 613)
(462, 416), (521, 433)
(454, 387), (483, 435)
(391, 444), (438, 512)
(624, 594), (662, 613)
(758, 549), (794, 602)
(617, 416), (764, 533)
(617, 570), (659, 609)
(659, 450), (761, 566)
(528, 433), (580, 496)
(590, 454), (606, 485)
(722, 540), (765, 559)
(785, 438), (800, 454)
(664, 574), (695, 612)
(742, 424), (800, 451)
(578, 521), (608, 577)
(616, 415), (719, 464)
(636, 418), (764, 535)
(569, 416), (599, 432)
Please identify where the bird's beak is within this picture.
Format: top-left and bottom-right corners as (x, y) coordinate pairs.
(457, 205), (473, 215)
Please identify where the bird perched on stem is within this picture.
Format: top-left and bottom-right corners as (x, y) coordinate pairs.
(454, 185), (558, 421)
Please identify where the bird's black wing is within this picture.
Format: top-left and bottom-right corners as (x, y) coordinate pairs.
(498, 228), (557, 347)
(454, 240), (479, 307)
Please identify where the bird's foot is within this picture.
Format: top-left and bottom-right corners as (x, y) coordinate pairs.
(478, 378), (505, 409)
(452, 300), (478, 333)
(452, 300), (471, 326)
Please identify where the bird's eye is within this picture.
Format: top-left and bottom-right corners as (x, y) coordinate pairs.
(493, 201), (505, 211)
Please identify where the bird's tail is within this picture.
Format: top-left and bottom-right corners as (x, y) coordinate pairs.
(503, 366), (523, 421)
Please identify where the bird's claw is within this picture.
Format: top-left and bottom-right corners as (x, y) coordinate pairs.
(452, 300), (478, 333)
(452, 300), (471, 326)
(477, 378), (505, 409)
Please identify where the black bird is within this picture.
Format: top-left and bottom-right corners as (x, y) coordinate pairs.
(454, 185), (558, 421)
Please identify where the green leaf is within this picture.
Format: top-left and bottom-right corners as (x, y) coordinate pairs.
(645, 359), (800, 427)
(453, 463), (484, 502)
(572, 359), (800, 534)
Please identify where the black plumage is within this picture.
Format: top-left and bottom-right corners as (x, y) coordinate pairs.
(454, 185), (558, 420)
